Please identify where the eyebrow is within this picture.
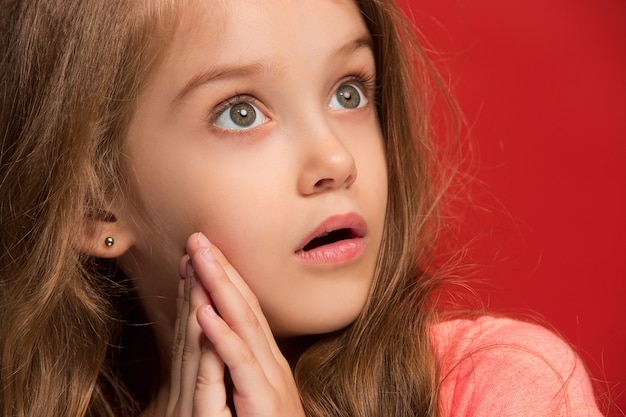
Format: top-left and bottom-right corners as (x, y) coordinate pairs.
(173, 35), (373, 102)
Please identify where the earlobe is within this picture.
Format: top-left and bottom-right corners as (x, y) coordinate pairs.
(80, 211), (136, 259)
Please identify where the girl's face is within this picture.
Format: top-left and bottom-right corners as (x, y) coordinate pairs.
(121, 0), (388, 339)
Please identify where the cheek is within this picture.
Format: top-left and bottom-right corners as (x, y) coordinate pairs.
(353, 126), (388, 212)
(192, 185), (291, 279)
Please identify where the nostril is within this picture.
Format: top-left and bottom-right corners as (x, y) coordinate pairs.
(314, 178), (334, 188)
(315, 173), (354, 189)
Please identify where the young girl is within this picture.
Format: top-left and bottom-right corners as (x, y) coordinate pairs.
(0, 1), (604, 416)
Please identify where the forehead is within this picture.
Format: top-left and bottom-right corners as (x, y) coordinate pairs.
(167, 0), (368, 66)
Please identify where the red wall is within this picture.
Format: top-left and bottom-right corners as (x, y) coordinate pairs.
(401, 0), (626, 414)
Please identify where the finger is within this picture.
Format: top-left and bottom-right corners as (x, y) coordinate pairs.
(167, 256), (191, 411)
(209, 244), (284, 360)
(187, 234), (303, 416)
(186, 235), (279, 369)
(175, 260), (214, 416)
(193, 337), (231, 417)
(187, 233), (288, 360)
(197, 303), (275, 404)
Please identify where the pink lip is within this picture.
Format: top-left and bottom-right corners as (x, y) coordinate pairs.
(295, 213), (367, 264)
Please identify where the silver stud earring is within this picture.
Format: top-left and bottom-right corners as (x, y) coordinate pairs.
(104, 237), (115, 247)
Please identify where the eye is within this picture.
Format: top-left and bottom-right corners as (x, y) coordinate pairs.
(329, 82), (368, 110)
(214, 99), (267, 130)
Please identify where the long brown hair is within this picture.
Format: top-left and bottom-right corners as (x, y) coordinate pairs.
(0, 1), (448, 416)
(0, 1), (176, 416)
(293, 1), (445, 416)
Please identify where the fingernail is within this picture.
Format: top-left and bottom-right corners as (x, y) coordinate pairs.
(201, 247), (215, 262)
(179, 254), (190, 279)
(202, 304), (217, 318)
(196, 232), (211, 248)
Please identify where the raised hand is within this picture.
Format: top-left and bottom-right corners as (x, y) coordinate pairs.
(166, 232), (305, 417)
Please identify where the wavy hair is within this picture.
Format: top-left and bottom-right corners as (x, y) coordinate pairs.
(0, 1), (176, 415)
(293, 1), (445, 416)
(0, 1), (449, 416)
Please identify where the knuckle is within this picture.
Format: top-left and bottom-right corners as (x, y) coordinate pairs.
(247, 292), (262, 312)
(194, 372), (220, 391)
(242, 307), (260, 327)
(180, 332), (201, 358)
(171, 341), (182, 359)
(235, 345), (257, 367)
(181, 342), (196, 359)
(231, 308), (262, 334)
(276, 355), (291, 371)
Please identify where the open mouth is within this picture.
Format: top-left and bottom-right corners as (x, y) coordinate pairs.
(301, 228), (356, 251)
(295, 213), (367, 263)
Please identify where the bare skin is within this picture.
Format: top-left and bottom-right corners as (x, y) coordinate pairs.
(155, 233), (305, 417)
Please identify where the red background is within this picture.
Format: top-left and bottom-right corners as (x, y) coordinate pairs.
(401, 0), (626, 414)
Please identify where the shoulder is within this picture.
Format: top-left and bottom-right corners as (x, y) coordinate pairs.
(431, 316), (603, 417)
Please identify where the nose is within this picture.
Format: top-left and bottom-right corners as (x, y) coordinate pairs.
(296, 124), (357, 195)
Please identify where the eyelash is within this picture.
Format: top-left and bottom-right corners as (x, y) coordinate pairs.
(343, 72), (376, 102)
(209, 94), (262, 123)
(207, 71), (377, 126)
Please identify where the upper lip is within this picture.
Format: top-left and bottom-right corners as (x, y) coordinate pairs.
(295, 212), (367, 252)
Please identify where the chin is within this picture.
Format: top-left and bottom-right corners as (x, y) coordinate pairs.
(271, 308), (362, 340)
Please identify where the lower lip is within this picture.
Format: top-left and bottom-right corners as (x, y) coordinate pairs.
(295, 238), (365, 264)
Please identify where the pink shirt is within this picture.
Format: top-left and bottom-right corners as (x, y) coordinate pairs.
(433, 317), (604, 416)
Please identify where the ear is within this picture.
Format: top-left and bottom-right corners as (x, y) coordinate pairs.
(80, 210), (137, 259)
